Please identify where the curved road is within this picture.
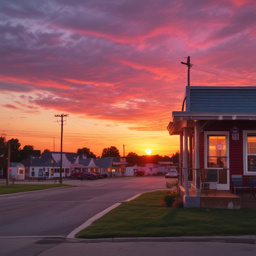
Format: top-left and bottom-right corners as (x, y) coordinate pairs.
(0, 177), (168, 236)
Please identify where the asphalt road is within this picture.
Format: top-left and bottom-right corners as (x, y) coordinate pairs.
(0, 176), (168, 237)
(1, 177), (256, 256)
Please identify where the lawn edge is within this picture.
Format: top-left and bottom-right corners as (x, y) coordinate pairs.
(67, 203), (122, 239)
(66, 235), (256, 244)
(0, 184), (75, 197)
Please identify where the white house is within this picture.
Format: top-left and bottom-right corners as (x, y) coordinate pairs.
(10, 163), (25, 180)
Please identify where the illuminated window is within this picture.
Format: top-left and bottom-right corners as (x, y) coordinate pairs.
(207, 135), (227, 168)
(243, 131), (256, 174)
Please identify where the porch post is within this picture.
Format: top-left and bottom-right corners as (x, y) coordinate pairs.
(179, 130), (183, 186)
(195, 121), (201, 197)
(183, 127), (189, 196)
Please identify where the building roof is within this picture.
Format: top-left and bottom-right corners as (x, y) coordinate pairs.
(10, 162), (24, 167)
(172, 111), (256, 122)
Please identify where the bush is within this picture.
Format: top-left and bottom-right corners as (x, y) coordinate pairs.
(161, 190), (178, 207)
(166, 180), (179, 189)
(172, 198), (183, 208)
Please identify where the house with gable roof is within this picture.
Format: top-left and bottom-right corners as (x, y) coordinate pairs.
(167, 86), (256, 208)
(21, 151), (77, 179)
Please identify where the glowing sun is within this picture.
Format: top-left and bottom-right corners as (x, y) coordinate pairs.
(146, 149), (152, 155)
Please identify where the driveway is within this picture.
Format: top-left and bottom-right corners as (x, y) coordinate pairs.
(0, 177), (171, 237)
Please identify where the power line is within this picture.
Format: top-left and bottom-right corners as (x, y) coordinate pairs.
(193, 64), (256, 86)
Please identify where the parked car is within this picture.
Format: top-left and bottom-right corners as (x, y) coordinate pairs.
(102, 174), (108, 178)
(77, 173), (97, 180)
(70, 170), (83, 179)
(95, 173), (104, 179)
(88, 173), (98, 180)
(165, 170), (179, 178)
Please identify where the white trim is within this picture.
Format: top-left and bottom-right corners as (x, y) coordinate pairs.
(187, 86), (256, 90)
(204, 131), (230, 190)
(243, 130), (256, 176)
(172, 111), (256, 121)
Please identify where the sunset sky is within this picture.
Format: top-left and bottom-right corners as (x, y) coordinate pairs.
(0, 0), (256, 157)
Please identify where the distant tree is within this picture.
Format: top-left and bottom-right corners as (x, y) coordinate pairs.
(43, 149), (50, 153)
(0, 137), (7, 156)
(0, 137), (7, 171)
(19, 145), (35, 161)
(127, 152), (138, 157)
(101, 146), (120, 158)
(8, 138), (21, 162)
(77, 147), (96, 158)
(23, 145), (34, 151)
(171, 152), (179, 164)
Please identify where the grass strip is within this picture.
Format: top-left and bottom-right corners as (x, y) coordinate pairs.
(0, 184), (70, 194)
(76, 190), (256, 238)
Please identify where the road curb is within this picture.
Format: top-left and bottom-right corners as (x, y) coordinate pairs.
(66, 236), (256, 244)
(66, 190), (176, 240)
(66, 203), (121, 239)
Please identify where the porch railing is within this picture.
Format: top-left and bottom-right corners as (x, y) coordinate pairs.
(177, 167), (229, 194)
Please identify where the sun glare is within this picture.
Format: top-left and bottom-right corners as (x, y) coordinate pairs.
(146, 149), (152, 155)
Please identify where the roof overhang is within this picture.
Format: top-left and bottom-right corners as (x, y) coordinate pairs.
(172, 111), (256, 121)
(167, 120), (195, 135)
(113, 162), (128, 165)
(167, 111), (256, 135)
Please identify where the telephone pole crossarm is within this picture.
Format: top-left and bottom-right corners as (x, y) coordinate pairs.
(181, 56), (192, 86)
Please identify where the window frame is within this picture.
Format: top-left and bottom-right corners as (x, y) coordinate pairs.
(204, 131), (229, 170)
(243, 130), (256, 175)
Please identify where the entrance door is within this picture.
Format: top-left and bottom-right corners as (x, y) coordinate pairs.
(204, 131), (230, 190)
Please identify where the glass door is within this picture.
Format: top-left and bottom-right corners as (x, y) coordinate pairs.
(205, 131), (229, 190)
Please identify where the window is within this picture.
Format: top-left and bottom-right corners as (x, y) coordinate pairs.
(204, 131), (229, 169)
(243, 131), (256, 175)
(207, 135), (227, 168)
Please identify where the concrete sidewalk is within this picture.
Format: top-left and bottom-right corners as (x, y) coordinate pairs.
(1, 236), (255, 256)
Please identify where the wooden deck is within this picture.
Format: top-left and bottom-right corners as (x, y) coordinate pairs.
(179, 186), (243, 209)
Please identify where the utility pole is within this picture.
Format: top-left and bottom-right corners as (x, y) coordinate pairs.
(55, 114), (68, 184)
(123, 144), (125, 157)
(7, 141), (10, 186)
(181, 56), (192, 86)
(53, 137), (55, 152)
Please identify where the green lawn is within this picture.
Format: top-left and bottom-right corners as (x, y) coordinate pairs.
(0, 184), (69, 194)
(76, 190), (256, 238)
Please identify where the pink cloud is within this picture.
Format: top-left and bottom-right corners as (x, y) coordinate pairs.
(3, 104), (19, 110)
(0, 0), (255, 131)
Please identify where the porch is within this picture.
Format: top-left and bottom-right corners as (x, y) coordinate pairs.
(179, 185), (241, 209)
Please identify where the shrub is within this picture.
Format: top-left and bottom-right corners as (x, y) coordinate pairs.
(172, 198), (183, 208)
(161, 190), (178, 207)
(166, 180), (179, 189)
